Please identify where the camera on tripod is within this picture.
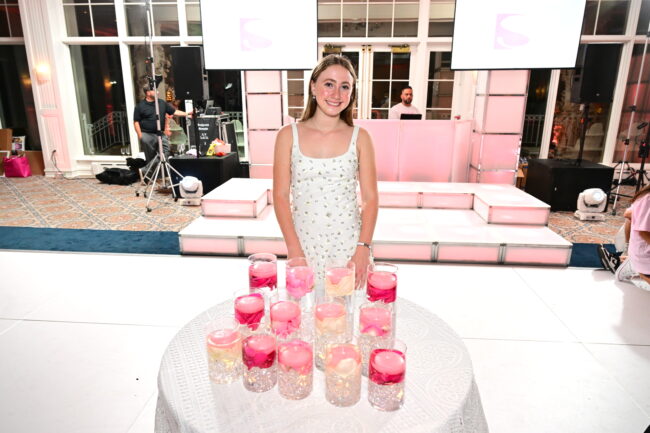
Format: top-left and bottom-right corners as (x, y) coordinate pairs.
(146, 74), (163, 91)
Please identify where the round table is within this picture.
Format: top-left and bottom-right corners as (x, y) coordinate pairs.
(155, 298), (489, 433)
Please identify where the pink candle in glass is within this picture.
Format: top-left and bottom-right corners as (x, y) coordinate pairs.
(278, 340), (313, 375)
(243, 334), (276, 369)
(234, 293), (264, 330)
(369, 349), (406, 385)
(315, 302), (346, 335)
(359, 306), (392, 337)
(286, 266), (314, 298)
(367, 270), (397, 303)
(249, 261), (277, 290)
(207, 328), (240, 350)
(270, 301), (301, 337)
(326, 344), (361, 376)
(325, 267), (354, 297)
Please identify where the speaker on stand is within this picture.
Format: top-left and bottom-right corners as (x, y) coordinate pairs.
(570, 44), (621, 166)
(171, 46), (208, 156)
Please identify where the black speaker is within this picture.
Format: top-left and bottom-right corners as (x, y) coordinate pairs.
(525, 159), (614, 211)
(171, 46), (206, 100)
(570, 44), (621, 103)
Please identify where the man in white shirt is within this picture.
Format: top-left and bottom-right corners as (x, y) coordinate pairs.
(388, 86), (420, 119)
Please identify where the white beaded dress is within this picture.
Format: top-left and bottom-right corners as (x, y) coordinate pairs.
(290, 122), (361, 284)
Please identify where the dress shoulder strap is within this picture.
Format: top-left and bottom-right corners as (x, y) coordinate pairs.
(291, 123), (299, 152)
(349, 125), (360, 153)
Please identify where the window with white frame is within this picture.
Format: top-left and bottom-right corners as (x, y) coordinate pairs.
(426, 51), (453, 120)
(371, 51), (411, 119)
(318, 0), (419, 38)
(185, 0), (201, 36)
(0, 0), (21, 37)
(63, 0), (117, 37)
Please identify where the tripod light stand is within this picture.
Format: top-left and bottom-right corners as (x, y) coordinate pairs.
(611, 20), (650, 215)
(135, 0), (185, 212)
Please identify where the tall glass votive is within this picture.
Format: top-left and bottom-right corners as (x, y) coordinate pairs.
(325, 259), (355, 298)
(248, 253), (277, 291)
(270, 295), (301, 339)
(314, 297), (348, 370)
(366, 262), (398, 304)
(205, 317), (242, 384)
(277, 339), (313, 400)
(358, 301), (393, 376)
(242, 326), (277, 392)
(325, 343), (361, 407)
(285, 257), (315, 311)
(368, 339), (407, 411)
(233, 288), (265, 333)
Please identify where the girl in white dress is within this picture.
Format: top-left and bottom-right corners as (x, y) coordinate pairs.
(273, 55), (378, 287)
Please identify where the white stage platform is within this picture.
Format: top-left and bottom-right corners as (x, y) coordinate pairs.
(180, 179), (571, 266)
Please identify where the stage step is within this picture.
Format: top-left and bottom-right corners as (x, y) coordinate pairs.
(179, 207), (571, 266)
(201, 179), (550, 225)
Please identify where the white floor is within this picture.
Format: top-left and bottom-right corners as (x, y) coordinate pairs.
(0, 250), (649, 433)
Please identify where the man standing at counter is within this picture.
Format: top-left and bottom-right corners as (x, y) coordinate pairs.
(389, 86), (420, 119)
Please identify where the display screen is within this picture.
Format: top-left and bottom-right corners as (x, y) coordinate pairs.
(451, 0), (586, 70)
(201, 0), (318, 70)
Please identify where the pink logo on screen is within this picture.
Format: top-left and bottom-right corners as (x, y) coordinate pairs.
(494, 14), (530, 49)
(240, 18), (272, 51)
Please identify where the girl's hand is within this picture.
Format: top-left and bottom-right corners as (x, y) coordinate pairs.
(350, 246), (372, 291)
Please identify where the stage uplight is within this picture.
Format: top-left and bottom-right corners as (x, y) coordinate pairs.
(574, 188), (607, 221)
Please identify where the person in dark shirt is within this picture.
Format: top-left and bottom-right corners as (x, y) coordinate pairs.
(133, 87), (188, 174)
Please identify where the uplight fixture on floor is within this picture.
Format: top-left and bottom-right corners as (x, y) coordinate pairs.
(179, 176), (202, 206)
(575, 188), (607, 221)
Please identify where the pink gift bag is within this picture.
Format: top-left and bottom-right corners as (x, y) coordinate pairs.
(3, 155), (32, 177)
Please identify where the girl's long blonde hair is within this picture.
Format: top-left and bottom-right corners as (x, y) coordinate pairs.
(300, 54), (357, 127)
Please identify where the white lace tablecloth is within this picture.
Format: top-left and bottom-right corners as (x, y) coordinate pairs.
(155, 298), (489, 433)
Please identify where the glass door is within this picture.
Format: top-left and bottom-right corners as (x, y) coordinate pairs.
(320, 45), (412, 120)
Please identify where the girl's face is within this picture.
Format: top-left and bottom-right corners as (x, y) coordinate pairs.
(311, 64), (354, 118)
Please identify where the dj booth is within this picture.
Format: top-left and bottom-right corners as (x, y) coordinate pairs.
(169, 153), (240, 196)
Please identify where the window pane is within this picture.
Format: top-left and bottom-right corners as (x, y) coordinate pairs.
(615, 44), (650, 163)
(368, 4), (391, 37)
(428, 52), (453, 79)
(637, 0), (650, 35)
(91, 0), (115, 3)
(125, 4), (147, 36)
(70, 45), (128, 156)
(64, 0), (89, 3)
(392, 53), (410, 80)
(373, 52), (391, 79)
(391, 82), (407, 106)
(371, 109), (388, 119)
(92, 5), (117, 37)
(288, 80), (303, 94)
(154, 4), (178, 36)
(318, 3), (341, 37)
(130, 44), (174, 103)
(287, 70), (304, 79)
(372, 81), (389, 108)
(341, 51), (360, 79)
(65, 5), (93, 37)
(426, 110), (451, 120)
(288, 95), (304, 108)
(7, 5), (21, 37)
(581, 0), (597, 35)
(0, 7), (9, 37)
(186, 4), (202, 36)
(393, 3), (418, 37)
(0, 45), (41, 150)
(289, 108), (303, 119)
(429, 1), (454, 36)
(595, 0), (629, 35)
(342, 3), (366, 37)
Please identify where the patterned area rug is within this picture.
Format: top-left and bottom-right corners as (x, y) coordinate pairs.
(0, 176), (636, 242)
(0, 176), (200, 232)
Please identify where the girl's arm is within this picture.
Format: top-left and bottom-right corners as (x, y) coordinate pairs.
(273, 125), (305, 259)
(351, 127), (379, 288)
